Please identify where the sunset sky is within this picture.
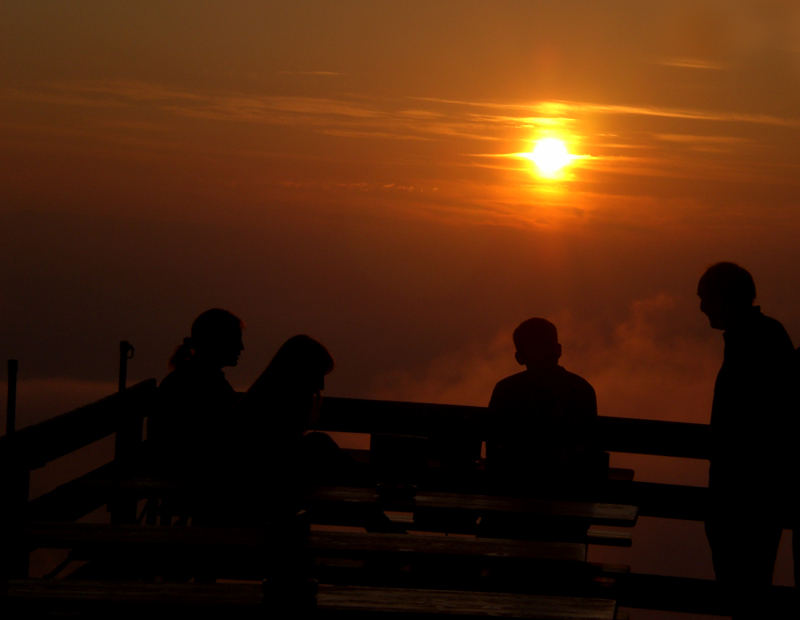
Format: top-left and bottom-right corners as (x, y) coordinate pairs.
(3, 1), (800, 602)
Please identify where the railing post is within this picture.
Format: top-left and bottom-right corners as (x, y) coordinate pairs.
(112, 343), (142, 524)
(2, 359), (29, 582)
(6, 359), (17, 435)
(118, 341), (134, 392)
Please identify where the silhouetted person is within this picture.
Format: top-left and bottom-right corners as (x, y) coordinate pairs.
(150, 308), (244, 525)
(152, 309), (243, 481)
(244, 334), (342, 496)
(481, 318), (601, 539)
(698, 262), (797, 618)
(243, 335), (400, 532)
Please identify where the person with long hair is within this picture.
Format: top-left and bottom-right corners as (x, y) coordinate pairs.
(153, 316), (342, 518)
(243, 335), (347, 496)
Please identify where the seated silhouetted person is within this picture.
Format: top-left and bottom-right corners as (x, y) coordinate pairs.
(149, 308), (245, 524)
(698, 263), (797, 617)
(486, 318), (601, 498)
(243, 335), (341, 496)
(243, 336), (395, 530)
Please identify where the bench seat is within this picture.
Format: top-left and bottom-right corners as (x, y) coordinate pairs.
(6, 581), (617, 619)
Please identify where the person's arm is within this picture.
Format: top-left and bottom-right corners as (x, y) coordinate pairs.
(572, 381), (601, 473)
(485, 382), (506, 465)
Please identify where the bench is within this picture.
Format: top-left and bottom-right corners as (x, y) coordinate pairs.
(5, 581), (618, 619)
(22, 522), (627, 596)
(307, 486), (636, 547)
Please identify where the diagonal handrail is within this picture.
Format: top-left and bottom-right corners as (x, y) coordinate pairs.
(0, 379), (157, 471)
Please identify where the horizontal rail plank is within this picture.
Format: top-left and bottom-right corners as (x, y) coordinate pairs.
(0, 379), (157, 469)
(309, 487), (637, 527)
(319, 397), (711, 460)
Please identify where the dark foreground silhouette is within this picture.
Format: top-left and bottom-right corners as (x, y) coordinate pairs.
(480, 317), (604, 539)
(698, 262), (799, 618)
(150, 308), (243, 524)
(150, 310), (384, 530)
(141, 293), (799, 613)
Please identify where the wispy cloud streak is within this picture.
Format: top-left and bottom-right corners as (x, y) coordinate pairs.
(411, 96), (800, 129)
(658, 57), (725, 71)
(6, 79), (800, 227)
(277, 71), (344, 77)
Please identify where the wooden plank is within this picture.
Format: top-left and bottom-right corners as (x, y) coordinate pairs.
(25, 522), (273, 549)
(309, 487), (637, 527)
(311, 531), (587, 563)
(317, 584), (616, 619)
(415, 491), (637, 526)
(343, 447), (632, 484)
(611, 482), (707, 522)
(0, 379), (157, 470)
(20, 572), (792, 617)
(7, 581), (615, 618)
(6, 579), (263, 607)
(596, 417), (709, 460)
(318, 397), (711, 460)
(25, 523), (589, 564)
(319, 397), (486, 437)
(585, 528), (632, 548)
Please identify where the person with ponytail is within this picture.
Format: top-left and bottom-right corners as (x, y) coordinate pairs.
(153, 318), (391, 531)
(150, 308), (244, 514)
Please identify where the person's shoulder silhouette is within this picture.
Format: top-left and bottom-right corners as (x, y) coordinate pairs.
(152, 308), (244, 478)
(487, 318), (598, 495)
(697, 263), (794, 457)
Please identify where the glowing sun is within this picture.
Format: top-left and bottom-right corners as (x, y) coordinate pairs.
(527, 137), (572, 177)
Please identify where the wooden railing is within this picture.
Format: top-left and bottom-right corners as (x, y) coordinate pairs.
(0, 385), (714, 543)
(319, 396), (712, 459)
(317, 396), (713, 522)
(5, 379), (782, 617)
(0, 379), (157, 577)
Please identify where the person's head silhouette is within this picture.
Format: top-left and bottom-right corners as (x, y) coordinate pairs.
(513, 318), (562, 370)
(170, 308), (244, 369)
(266, 334), (334, 394)
(249, 334), (334, 434)
(697, 262), (756, 330)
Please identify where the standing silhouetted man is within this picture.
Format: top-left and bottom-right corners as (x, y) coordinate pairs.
(698, 262), (796, 617)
